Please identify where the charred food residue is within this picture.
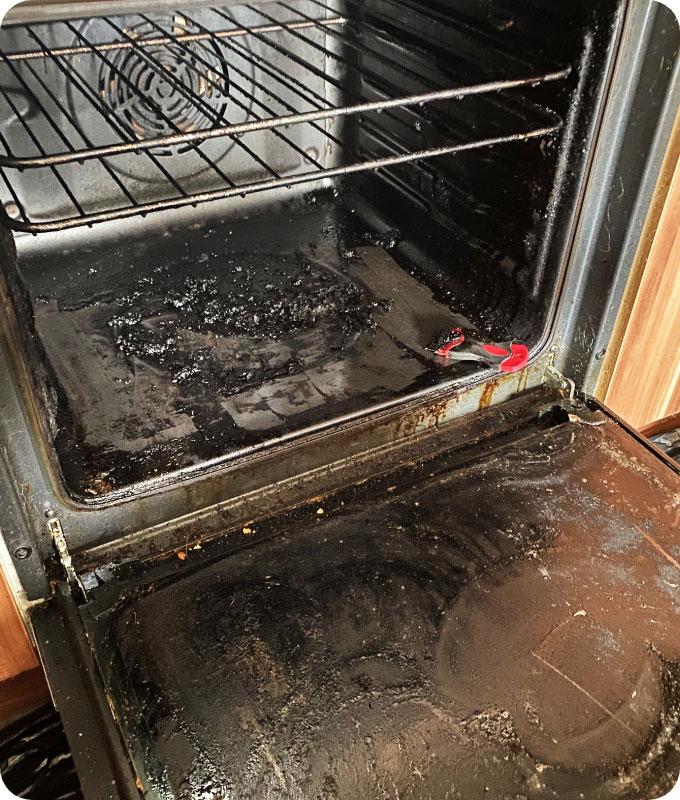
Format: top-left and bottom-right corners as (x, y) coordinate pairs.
(105, 251), (386, 393)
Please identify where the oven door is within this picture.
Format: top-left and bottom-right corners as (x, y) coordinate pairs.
(28, 387), (680, 800)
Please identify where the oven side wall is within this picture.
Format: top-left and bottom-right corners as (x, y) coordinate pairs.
(552, 0), (680, 392)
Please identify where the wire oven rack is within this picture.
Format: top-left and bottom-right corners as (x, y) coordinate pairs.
(0, 1), (570, 233)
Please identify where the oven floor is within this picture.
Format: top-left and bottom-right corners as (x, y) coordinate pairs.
(81, 408), (680, 800)
(13, 188), (487, 497)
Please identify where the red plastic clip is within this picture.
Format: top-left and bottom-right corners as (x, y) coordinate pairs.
(501, 344), (529, 373)
(482, 343), (529, 373)
(435, 328), (466, 357)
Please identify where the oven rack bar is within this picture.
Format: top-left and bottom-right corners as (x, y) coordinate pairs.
(0, 1), (569, 233)
(3, 16), (348, 61)
(0, 71), (568, 169)
(1, 124), (561, 233)
(0, 2), (570, 169)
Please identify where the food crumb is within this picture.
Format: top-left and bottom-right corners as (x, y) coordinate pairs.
(243, 526), (254, 535)
(317, 508), (325, 515)
(135, 777), (144, 792)
(177, 550), (187, 561)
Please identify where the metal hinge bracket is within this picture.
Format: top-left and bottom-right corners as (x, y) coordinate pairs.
(47, 516), (81, 592)
(544, 364), (576, 403)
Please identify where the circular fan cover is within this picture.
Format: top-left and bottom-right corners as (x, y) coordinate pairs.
(99, 15), (230, 156)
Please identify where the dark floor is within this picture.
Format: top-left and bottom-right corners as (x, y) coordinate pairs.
(0, 705), (82, 800)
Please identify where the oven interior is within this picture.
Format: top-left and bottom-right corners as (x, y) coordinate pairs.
(0, 0), (622, 498)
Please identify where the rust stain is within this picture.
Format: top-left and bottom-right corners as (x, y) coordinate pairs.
(396, 397), (452, 438)
(478, 378), (500, 410)
(517, 366), (530, 394)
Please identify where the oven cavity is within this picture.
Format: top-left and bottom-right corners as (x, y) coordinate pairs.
(0, 0), (622, 496)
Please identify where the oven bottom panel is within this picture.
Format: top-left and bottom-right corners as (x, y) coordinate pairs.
(79, 405), (680, 800)
(7, 176), (535, 497)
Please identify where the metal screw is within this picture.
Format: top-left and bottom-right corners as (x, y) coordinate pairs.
(3, 201), (20, 219)
(595, 348), (607, 361)
(14, 546), (32, 560)
(44, 508), (56, 519)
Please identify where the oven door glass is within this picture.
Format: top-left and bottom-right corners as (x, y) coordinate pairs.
(37, 392), (680, 800)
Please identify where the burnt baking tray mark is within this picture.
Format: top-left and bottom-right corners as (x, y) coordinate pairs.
(103, 250), (385, 394)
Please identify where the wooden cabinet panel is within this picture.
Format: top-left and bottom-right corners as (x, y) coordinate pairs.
(600, 113), (680, 430)
(0, 569), (48, 728)
(0, 571), (36, 682)
(0, 668), (51, 730)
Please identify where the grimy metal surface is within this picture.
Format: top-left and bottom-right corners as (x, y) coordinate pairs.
(77, 395), (680, 800)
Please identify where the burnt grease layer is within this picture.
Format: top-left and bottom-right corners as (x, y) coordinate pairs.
(105, 252), (387, 392)
(85, 415), (680, 799)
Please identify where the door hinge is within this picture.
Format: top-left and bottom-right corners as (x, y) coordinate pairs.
(543, 364), (607, 426)
(544, 364), (576, 402)
(47, 516), (81, 592)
